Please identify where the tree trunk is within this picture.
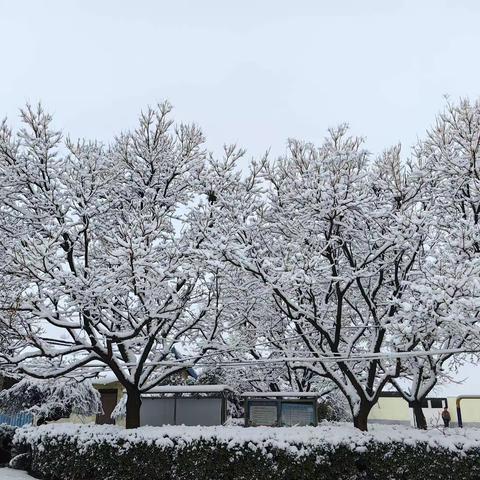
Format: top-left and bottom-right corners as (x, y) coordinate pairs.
(353, 403), (370, 431)
(125, 388), (142, 429)
(411, 401), (427, 430)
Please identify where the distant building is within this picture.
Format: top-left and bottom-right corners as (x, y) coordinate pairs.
(369, 392), (480, 427)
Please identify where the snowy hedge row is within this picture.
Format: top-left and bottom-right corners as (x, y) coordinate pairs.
(14, 423), (480, 480)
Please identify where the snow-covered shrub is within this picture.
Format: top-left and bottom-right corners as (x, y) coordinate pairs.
(0, 423), (16, 443)
(12, 423), (480, 480)
(8, 427), (31, 471)
(9, 452), (30, 470)
(0, 424), (16, 465)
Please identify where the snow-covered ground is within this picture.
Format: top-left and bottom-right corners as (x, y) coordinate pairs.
(0, 469), (35, 480)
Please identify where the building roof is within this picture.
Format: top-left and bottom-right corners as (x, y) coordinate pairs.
(92, 372), (119, 385)
(241, 391), (321, 398)
(144, 384), (234, 394)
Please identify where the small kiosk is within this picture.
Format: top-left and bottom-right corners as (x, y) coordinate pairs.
(140, 385), (233, 426)
(242, 391), (319, 427)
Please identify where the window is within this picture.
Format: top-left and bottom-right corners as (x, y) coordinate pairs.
(408, 399), (428, 408)
(429, 398), (444, 409)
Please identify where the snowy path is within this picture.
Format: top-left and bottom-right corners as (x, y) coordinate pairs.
(0, 469), (35, 479)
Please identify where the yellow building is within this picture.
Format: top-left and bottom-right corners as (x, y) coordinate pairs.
(369, 393), (480, 427)
(55, 379), (125, 427)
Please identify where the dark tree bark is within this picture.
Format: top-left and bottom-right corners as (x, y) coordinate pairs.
(411, 401), (427, 429)
(391, 375), (436, 431)
(125, 388), (142, 429)
(352, 402), (371, 431)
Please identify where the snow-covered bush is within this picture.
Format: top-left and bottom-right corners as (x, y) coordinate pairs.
(13, 423), (480, 480)
(0, 423), (16, 443)
(0, 424), (16, 465)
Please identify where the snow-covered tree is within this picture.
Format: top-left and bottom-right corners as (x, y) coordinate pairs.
(195, 267), (338, 396)
(0, 259), (26, 364)
(0, 377), (101, 423)
(1, 98), (479, 433)
(389, 240), (479, 429)
(391, 98), (480, 428)
(197, 127), (472, 430)
(0, 103), (220, 428)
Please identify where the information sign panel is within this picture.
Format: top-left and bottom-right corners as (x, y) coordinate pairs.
(281, 402), (315, 426)
(249, 401), (278, 426)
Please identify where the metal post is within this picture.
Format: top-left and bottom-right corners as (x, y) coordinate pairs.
(456, 398), (463, 428)
(455, 396), (480, 428)
(277, 399), (282, 427)
(173, 396), (178, 425)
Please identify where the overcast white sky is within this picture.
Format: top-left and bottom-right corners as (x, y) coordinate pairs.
(1, 0), (480, 161)
(1, 0), (479, 395)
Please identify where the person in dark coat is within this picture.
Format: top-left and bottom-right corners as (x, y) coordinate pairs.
(441, 407), (451, 427)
